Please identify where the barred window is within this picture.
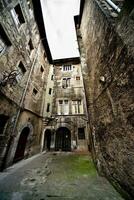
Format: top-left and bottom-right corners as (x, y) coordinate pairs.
(63, 65), (72, 71)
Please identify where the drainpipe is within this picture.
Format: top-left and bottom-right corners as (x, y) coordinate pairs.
(106, 0), (121, 13)
(4, 39), (42, 168)
(12, 40), (41, 134)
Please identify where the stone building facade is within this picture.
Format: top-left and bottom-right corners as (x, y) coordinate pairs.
(0, 0), (51, 169)
(79, 0), (134, 198)
(43, 61), (89, 152)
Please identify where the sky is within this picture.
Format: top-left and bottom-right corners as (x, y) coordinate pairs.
(40, 0), (80, 60)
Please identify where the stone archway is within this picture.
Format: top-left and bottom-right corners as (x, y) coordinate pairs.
(55, 127), (71, 151)
(13, 127), (30, 163)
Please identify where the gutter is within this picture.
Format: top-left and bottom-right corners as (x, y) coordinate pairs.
(11, 40), (41, 136)
(106, 0), (121, 13)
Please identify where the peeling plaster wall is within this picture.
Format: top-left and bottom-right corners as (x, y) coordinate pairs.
(80, 0), (134, 198)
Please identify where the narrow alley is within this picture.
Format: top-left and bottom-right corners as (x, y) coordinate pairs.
(0, 152), (123, 200)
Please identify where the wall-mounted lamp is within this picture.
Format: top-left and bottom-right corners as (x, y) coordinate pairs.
(99, 76), (106, 84)
(0, 70), (19, 87)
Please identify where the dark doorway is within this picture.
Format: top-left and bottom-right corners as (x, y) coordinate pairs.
(13, 127), (30, 163)
(55, 127), (71, 151)
(44, 129), (51, 151)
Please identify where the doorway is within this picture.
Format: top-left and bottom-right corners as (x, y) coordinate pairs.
(13, 127), (30, 163)
(55, 127), (71, 151)
(44, 129), (51, 151)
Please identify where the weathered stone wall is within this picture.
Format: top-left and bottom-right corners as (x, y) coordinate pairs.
(52, 62), (89, 151)
(43, 64), (54, 118)
(0, 0), (50, 169)
(80, 0), (134, 198)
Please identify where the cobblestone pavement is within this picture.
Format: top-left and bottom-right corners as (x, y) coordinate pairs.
(0, 152), (124, 200)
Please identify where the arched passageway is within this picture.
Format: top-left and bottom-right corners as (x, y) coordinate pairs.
(13, 127), (30, 163)
(55, 127), (71, 151)
(44, 129), (51, 151)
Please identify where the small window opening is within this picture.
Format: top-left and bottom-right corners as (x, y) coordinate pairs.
(33, 88), (38, 96)
(28, 39), (34, 51)
(51, 75), (54, 80)
(78, 128), (85, 140)
(59, 100), (63, 104)
(18, 61), (26, 74)
(0, 24), (11, 53)
(64, 100), (68, 104)
(47, 103), (50, 112)
(63, 65), (72, 71)
(76, 76), (80, 80)
(49, 88), (52, 95)
(0, 115), (9, 135)
(40, 66), (44, 73)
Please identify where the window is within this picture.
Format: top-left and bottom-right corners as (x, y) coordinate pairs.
(58, 100), (63, 114)
(76, 76), (80, 80)
(0, 115), (9, 135)
(47, 103), (50, 112)
(72, 100), (82, 114)
(51, 75), (54, 80)
(18, 61), (26, 74)
(78, 128), (85, 140)
(0, 38), (6, 53)
(11, 4), (25, 28)
(17, 61), (26, 81)
(28, 39), (34, 51)
(62, 78), (71, 88)
(63, 65), (72, 71)
(58, 100), (69, 115)
(40, 66), (44, 73)
(49, 88), (52, 95)
(0, 24), (11, 53)
(44, 52), (46, 58)
(59, 100), (63, 104)
(64, 100), (69, 115)
(33, 88), (38, 96)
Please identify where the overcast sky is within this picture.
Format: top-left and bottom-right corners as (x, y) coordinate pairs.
(40, 0), (80, 60)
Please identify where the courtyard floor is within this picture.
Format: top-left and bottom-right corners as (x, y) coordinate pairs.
(0, 152), (124, 200)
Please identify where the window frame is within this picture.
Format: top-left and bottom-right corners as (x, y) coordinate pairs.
(11, 4), (25, 29)
(16, 61), (26, 82)
(49, 88), (52, 95)
(51, 75), (54, 80)
(28, 38), (34, 52)
(0, 24), (11, 55)
(46, 103), (50, 112)
(62, 65), (72, 72)
(72, 100), (82, 114)
(62, 77), (71, 88)
(32, 88), (38, 96)
(58, 99), (69, 115)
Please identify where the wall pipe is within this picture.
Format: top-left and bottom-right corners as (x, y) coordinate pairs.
(3, 39), (43, 168)
(106, 0), (121, 13)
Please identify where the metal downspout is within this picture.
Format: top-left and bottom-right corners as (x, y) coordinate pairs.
(105, 0), (121, 13)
